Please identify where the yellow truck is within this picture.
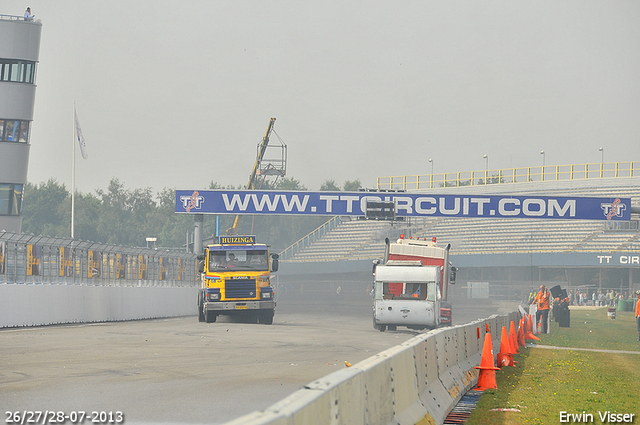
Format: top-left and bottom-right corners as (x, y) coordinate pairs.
(197, 235), (278, 324)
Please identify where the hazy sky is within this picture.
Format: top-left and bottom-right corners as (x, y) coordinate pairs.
(5, 1), (640, 195)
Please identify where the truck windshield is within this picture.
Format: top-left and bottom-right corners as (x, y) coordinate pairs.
(375, 281), (438, 301)
(208, 250), (269, 272)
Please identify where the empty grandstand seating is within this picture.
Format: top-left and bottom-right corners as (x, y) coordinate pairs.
(281, 177), (640, 262)
(284, 219), (390, 261)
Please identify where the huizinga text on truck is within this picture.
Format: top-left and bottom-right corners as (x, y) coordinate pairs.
(372, 235), (457, 331)
(197, 235), (279, 324)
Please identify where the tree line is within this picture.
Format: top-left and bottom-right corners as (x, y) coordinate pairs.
(21, 177), (362, 252)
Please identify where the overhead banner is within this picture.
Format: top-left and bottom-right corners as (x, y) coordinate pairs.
(175, 190), (632, 221)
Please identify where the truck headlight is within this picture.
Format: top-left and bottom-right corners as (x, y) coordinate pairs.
(261, 291), (272, 299)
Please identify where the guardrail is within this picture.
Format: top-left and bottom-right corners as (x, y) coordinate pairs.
(0, 14), (34, 21)
(377, 161), (640, 191)
(0, 231), (198, 287)
(226, 310), (521, 425)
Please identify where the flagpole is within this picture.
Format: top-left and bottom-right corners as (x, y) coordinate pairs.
(71, 102), (76, 239)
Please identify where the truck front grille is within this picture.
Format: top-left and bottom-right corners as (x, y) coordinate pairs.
(225, 279), (257, 299)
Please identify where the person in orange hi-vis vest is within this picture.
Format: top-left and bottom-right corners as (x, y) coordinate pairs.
(635, 290), (640, 342)
(531, 285), (551, 334)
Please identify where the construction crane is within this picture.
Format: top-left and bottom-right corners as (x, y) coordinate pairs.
(228, 117), (286, 234)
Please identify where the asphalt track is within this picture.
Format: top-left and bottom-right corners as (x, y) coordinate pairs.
(0, 293), (508, 424)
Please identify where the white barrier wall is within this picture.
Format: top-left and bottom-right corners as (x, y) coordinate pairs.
(226, 311), (521, 425)
(0, 284), (198, 328)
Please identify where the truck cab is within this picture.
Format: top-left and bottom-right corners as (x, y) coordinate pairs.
(197, 235), (278, 324)
(372, 236), (455, 331)
(373, 262), (442, 331)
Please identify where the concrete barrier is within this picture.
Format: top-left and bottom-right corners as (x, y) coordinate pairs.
(0, 283), (519, 424)
(0, 284), (198, 327)
(226, 312), (520, 425)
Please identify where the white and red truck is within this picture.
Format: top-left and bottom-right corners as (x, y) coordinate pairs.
(372, 235), (457, 331)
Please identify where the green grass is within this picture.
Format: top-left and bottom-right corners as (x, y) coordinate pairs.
(540, 307), (640, 352)
(465, 308), (640, 425)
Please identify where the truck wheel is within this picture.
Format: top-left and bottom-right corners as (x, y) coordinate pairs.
(375, 324), (386, 332)
(198, 293), (205, 322)
(388, 325), (397, 331)
(259, 310), (274, 325)
(204, 309), (217, 323)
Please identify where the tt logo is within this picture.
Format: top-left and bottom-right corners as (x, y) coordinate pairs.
(180, 191), (205, 212)
(601, 198), (625, 220)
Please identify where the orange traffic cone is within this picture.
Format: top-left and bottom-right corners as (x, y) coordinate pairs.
(525, 314), (540, 341)
(496, 326), (514, 367)
(475, 331), (500, 390)
(509, 321), (519, 354)
(517, 317), (525, 347)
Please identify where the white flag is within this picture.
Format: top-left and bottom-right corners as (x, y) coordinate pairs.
(74, 109), (88, 160)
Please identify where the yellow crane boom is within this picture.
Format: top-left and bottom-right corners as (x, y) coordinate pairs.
(229, 118), (276, 234)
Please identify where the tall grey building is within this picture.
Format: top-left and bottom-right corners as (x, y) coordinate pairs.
(0, 14), (42, 232)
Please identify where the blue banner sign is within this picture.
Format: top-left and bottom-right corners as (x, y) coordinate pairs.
(175, 190), (631, 221)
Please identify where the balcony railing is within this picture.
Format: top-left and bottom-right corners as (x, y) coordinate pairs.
(377, 161), (640, 191)
(0, 13), (38, 22)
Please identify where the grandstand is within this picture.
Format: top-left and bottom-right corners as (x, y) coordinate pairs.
(280, 171), (640, 262)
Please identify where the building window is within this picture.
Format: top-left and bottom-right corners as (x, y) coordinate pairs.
(0, 184), (24, 216)
(0, 59), (36, 84)
(0, 119), (30, 142)
(19, 121), (29, 143)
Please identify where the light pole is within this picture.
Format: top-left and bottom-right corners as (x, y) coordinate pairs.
(428, 158), (434, 188)
(599, 147), (604, 177)
(483, 155), (488, 184)
(428, 158), (434, 175)
(599, 147), (604, 164)
(540, 150), (545, 181)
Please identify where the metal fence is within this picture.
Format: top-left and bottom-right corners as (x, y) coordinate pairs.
(377, 161), (640, 190)
(0, 231), (199, 286)
(0, 14), (36, 22)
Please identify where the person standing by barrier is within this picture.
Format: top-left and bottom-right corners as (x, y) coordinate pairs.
(531, 285), (551, 333)
(635, 290), (640, 342)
